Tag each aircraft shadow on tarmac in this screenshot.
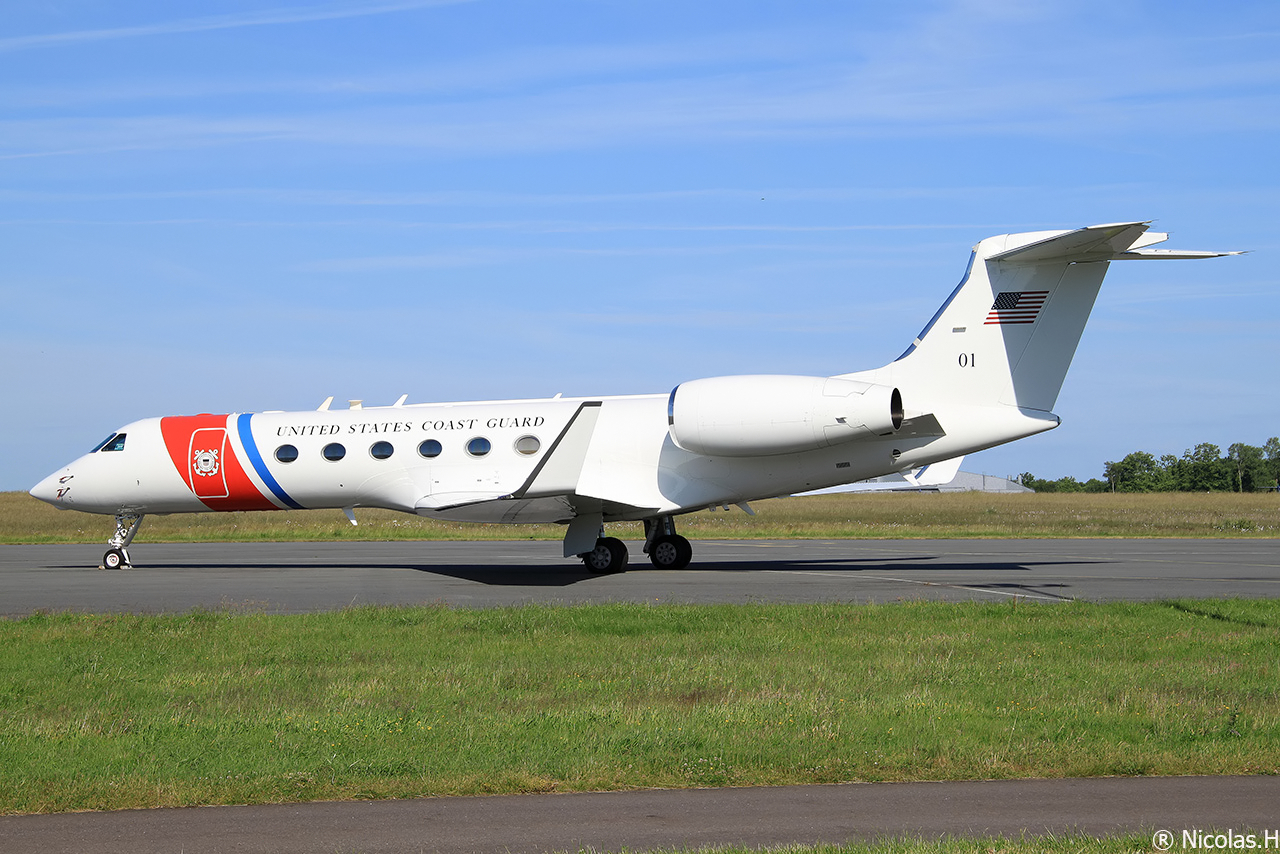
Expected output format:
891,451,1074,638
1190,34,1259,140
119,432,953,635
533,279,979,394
174,555,1091,588
45,556,1096,594
404,557,1092,595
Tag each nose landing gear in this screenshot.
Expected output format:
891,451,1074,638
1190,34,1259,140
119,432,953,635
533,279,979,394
101,513,144,570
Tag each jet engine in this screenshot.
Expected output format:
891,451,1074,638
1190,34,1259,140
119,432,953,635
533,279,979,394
667,375,903,457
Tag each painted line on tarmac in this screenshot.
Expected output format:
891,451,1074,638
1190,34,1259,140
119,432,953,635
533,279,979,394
765,569,1070,602
899,547,1280,572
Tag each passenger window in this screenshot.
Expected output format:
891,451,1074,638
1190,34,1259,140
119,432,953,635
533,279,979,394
275,445,299,463
466,437,491,457
90,434,118,453
514,435,541,455
102,434,127,452
370,441,394,460
322,443,346,462
418,439,442,459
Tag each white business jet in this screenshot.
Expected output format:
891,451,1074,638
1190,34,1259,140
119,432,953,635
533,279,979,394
30,222,1237,571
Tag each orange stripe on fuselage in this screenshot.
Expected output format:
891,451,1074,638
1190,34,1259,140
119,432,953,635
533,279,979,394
159,414,278,511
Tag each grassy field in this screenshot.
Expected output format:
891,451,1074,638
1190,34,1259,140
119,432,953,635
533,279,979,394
3,490,1278,544
2,599,1276,815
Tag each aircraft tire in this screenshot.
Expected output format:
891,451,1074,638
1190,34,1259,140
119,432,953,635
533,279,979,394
102,548,127,570
583,537,628,573
649,534,692,570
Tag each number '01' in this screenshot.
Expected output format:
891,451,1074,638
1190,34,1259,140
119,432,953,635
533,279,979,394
959,353,976,368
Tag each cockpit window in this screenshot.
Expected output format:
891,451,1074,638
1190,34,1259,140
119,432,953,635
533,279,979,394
90,434,118,453
101,434,128,452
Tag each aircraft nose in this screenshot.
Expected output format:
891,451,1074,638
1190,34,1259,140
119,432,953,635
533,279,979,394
30,469,71,507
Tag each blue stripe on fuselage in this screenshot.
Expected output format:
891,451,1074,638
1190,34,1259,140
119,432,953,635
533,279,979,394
237,413,305,510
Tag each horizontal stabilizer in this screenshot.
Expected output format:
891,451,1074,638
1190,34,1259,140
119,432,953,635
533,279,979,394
989,222,1240,265
1118,248,1246,260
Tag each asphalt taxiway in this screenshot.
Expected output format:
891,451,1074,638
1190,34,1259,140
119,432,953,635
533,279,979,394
3,538,1277,852
1,538,1277,615
2,776,1277,854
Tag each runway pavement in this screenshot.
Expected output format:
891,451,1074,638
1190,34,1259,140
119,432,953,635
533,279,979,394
2,776,1277,854
3,538,1278,852
2,538,1278,615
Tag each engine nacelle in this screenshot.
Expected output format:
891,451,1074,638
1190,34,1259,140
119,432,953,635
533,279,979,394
667,375,903,457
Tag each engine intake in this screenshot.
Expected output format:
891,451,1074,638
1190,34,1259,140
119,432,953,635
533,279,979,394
668,375,902,457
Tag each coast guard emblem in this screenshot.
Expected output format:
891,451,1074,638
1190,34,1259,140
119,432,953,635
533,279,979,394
193,448,220,476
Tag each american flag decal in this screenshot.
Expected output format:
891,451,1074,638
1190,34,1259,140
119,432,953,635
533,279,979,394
985,290,1048,325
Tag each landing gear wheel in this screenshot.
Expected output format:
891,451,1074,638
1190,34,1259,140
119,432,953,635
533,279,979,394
582,537,629,573
101,513,144,570
649,534,692,570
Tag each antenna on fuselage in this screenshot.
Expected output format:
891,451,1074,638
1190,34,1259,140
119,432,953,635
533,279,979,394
317,396,333,411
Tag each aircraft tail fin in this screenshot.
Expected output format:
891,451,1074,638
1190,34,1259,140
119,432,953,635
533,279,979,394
880,222,1238,414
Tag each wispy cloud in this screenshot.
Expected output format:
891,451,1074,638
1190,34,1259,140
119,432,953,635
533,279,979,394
5,3,1279,160
0,186,737,207
0,26,838,109
0,0,471,54
292,242,837,274
5,35,1278,162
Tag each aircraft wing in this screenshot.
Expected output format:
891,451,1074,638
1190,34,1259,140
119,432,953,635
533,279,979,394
903,454,965,487
412,400,660,526
415,491,512,512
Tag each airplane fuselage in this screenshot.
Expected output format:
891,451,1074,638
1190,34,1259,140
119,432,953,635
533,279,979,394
30,222,1237,571
36,391,997,523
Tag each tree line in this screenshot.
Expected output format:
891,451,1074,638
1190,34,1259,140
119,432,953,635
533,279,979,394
1020,439,1280,493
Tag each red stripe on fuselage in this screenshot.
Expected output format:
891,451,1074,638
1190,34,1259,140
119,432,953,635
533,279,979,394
159,414,278,511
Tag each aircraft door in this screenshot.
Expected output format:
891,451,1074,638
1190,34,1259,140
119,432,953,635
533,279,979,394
188,427,230,499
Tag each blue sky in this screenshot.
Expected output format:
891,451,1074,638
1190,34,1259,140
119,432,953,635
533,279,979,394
3,0,1278,492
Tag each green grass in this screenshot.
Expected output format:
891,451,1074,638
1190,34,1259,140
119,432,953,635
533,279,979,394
2,599,1277,815
4,490,1279,544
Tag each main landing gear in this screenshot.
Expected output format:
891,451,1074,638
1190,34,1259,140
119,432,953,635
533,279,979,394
101,513,144,570
577,516,693,573
582,536,629,573
643,516,693,570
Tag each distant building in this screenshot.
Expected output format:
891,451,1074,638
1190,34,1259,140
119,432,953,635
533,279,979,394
931,471,1033,493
